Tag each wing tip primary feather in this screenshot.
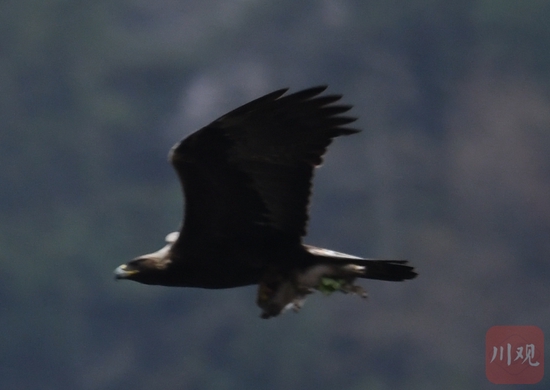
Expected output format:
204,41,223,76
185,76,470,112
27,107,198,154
286,85,328,100
216,88,289,121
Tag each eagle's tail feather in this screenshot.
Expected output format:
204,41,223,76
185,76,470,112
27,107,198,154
305,245,417,282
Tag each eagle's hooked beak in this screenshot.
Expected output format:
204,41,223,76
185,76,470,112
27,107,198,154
114,264,139,280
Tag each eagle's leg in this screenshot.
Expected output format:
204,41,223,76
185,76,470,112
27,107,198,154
256,263,368,318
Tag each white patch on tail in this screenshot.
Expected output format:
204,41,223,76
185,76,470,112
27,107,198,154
305,245,363,260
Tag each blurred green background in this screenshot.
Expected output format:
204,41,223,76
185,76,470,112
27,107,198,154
2,0,549,389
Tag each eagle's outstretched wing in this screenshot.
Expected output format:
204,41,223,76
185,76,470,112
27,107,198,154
170,86,359,242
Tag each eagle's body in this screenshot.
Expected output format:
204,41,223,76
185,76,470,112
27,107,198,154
114,86,417,318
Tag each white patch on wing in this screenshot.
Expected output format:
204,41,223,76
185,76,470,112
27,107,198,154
165,231,180,243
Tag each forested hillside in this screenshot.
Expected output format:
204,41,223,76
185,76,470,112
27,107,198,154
1,1,549,389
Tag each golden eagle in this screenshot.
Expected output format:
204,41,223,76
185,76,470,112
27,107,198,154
114,86,417,318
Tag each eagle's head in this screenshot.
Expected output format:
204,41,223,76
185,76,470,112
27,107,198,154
114,232,178,285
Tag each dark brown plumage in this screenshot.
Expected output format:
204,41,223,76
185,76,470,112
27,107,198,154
114,86,417,318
